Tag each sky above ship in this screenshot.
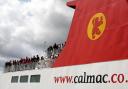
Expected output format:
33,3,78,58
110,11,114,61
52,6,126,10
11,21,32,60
0,0,74,73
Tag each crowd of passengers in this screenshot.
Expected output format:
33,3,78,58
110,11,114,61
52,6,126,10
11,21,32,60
4,42,66,73
47,42,66,58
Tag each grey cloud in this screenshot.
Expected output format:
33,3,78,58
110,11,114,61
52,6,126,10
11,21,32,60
0,0,74,73
47,11,70,31
0,60,4,68
0,59,5,73
0,42,33,58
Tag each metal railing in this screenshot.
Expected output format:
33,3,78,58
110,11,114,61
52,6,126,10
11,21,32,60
67,0,77,2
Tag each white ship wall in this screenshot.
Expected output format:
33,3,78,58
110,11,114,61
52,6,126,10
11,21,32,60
0,60,128,89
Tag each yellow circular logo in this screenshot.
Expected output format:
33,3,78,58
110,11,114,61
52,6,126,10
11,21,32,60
87,13,106,40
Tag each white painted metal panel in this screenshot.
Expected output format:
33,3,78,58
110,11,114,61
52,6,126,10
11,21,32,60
0,60,128,89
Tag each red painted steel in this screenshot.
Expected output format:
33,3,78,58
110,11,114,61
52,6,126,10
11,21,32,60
53,0,128,67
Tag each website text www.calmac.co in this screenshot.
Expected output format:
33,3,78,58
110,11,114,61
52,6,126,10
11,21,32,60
54,72,128,84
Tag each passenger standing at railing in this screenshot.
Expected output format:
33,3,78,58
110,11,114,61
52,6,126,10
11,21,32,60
27,57,31,70
53,43,59,56
32,56,37,69
20,58,24,71
7,61,11,72
36,55,40,62
47,46,53,58
36,56,46,69
12,60,15,71
16,60,20,71
25,57,29,70
4,62,11,72
9,61,14,72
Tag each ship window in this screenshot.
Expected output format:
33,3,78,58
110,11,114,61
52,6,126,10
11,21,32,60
20,75,28,83
30,75,40,83
11,76,19,83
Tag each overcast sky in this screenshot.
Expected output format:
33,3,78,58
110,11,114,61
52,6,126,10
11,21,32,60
0,0,74,73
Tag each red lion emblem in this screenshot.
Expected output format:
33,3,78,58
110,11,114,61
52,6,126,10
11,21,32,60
92,16,103,39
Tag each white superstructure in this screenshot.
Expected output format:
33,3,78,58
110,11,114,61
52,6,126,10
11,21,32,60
0,60,128,89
